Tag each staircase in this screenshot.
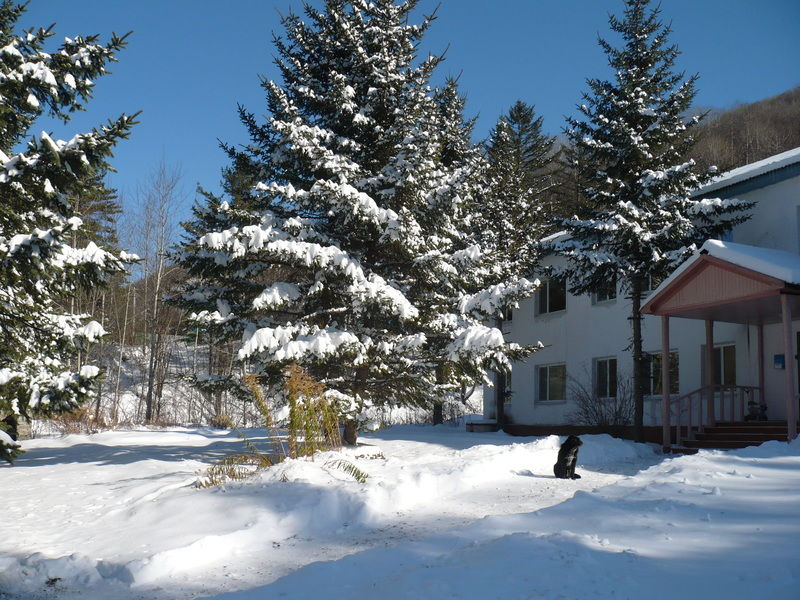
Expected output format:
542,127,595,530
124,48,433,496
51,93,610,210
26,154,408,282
677,422,794,452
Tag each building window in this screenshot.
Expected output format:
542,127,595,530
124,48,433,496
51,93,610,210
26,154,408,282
713,344,736,386
595,357,617,398
537,278,566,314
592,275,617,303
538,364,567,402
644,351,679,396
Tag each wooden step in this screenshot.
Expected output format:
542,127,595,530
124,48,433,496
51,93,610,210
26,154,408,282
673,420,797,451
694,431,788,442
682,439,774,449
705,422,789,434
703,426,787,435
669,446,699,455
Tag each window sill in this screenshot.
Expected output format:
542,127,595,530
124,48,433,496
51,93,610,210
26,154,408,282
535,309,566,318
536,399,567,405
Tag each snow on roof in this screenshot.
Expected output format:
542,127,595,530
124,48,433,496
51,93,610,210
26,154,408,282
650,239,800,299
695,146,800,196
703,239,800,283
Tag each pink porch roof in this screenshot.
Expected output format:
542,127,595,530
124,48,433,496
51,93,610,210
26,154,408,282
642,240,800,325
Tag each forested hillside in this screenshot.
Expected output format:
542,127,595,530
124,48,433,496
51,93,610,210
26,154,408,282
692,86,800,172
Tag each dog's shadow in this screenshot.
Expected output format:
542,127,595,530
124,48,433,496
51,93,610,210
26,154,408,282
512,468,556,479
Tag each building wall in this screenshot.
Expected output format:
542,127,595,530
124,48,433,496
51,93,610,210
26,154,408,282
487,172,800,425
730,175,800,253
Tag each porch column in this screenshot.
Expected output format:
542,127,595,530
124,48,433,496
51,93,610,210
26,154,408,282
705,319,715,428
780,294,798,441
661,315,671,451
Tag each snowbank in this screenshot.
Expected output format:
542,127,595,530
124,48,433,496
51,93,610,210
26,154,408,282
203,440,800,600
3,426,799,600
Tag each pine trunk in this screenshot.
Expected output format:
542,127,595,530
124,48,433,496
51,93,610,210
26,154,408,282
432,363,445,425
345,366,369,445
432,403,443,425
2,414,18,441
494,317,506,428
630,278,645,443
343,420,358,446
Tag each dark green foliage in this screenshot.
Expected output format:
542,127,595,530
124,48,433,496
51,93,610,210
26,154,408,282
172,0,537,440
67,175,123,251
479,100,558,280
0,1,136,462
554,0,752,440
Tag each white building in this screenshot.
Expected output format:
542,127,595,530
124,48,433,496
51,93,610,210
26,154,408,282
485,147,800,447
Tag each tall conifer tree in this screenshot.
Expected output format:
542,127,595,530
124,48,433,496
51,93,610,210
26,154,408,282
554,0,751,441
475,101,557,425
174,0,537,442
481,100,557,282
0,2,136,461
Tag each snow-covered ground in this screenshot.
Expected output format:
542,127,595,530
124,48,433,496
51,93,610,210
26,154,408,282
1,425,799,599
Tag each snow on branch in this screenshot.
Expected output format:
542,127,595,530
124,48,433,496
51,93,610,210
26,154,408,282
458,278,539,318
238,324,364,362
252,282,302,310
199,215,418,320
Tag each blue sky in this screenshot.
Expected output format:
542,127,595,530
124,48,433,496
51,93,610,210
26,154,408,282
19,0,800,220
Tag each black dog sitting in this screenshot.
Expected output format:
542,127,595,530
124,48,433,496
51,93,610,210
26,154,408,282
553,435,583,479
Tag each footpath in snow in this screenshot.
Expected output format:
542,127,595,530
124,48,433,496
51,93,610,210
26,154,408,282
1,425,798,599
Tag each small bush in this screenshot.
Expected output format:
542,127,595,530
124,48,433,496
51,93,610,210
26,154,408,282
568,374,634,427
197,367,349,489
209,413,235,429
46,407,104,435
284,363,340,458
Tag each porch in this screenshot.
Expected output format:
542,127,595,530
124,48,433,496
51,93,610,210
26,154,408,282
642,240,800,451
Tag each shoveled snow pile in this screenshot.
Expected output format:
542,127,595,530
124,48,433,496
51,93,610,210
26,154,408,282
1,426,798,600
205,439,800,600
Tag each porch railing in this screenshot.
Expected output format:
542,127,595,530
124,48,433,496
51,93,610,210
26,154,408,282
669,385,763,447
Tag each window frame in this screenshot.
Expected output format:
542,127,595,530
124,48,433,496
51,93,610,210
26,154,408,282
699,343,737,387
713,343,736,386
644,351,679,396
594,356,618,399
537,363,567,403
537,278,567,315
592,275,617,304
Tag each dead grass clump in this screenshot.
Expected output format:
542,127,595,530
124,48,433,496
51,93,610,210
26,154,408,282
198,365,369,488
196,453,273,488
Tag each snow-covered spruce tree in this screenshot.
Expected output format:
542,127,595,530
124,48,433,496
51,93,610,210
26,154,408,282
173,0,537,443
473,100,557,426
480,100,557,282
0,2,136,462
553,0,752,441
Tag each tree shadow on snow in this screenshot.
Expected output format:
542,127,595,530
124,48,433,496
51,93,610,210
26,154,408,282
10,434,262,468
